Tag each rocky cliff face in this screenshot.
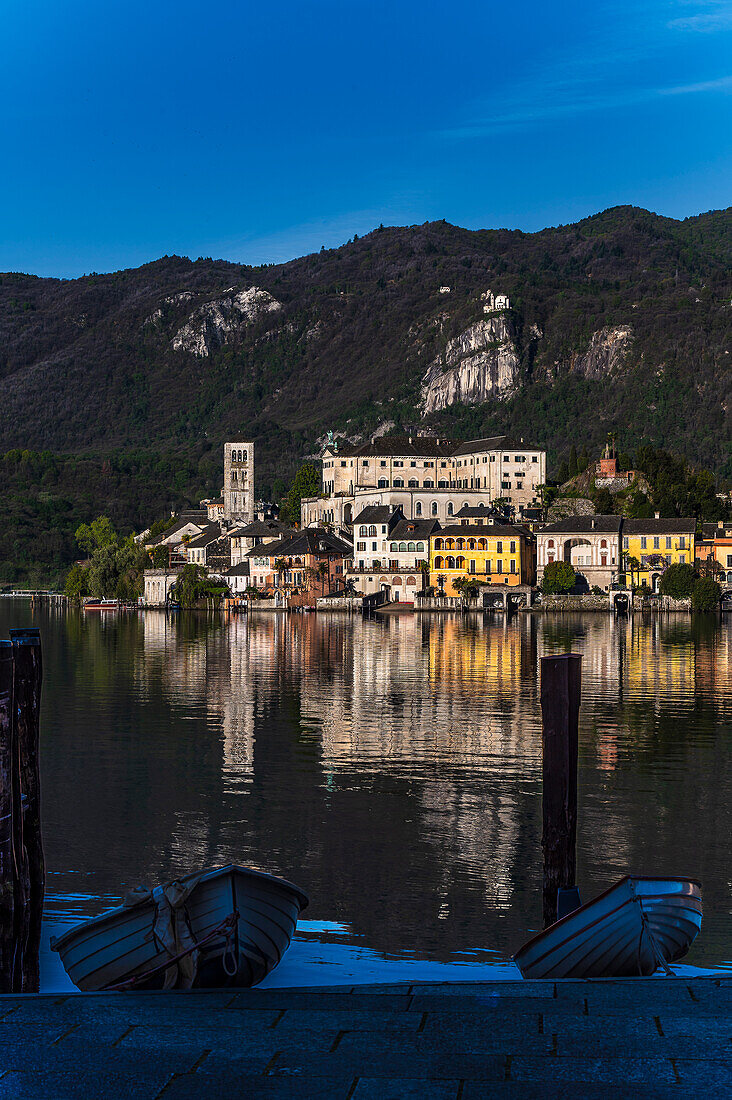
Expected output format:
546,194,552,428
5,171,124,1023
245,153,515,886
172,286,281,357
570,326,633,379
420,314,520,413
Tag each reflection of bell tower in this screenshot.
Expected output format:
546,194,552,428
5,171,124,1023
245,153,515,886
223,441,254,522
598,438,618,477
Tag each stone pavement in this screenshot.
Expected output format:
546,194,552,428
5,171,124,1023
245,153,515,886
0,978,729,1098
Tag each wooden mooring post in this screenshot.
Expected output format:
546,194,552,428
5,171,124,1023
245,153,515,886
0,641,14,992
0,630,45,992
10,628,45,992
540,653,582,929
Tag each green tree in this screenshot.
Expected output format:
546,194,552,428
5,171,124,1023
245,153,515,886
171,564,217,608
280,464,320,526
74,516,118,555
541,561,576,594
568,446,578,478
659,562,697,599
691,577,721,612
64,563,90,601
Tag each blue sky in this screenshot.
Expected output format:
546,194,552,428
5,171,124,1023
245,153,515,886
2,0,730,277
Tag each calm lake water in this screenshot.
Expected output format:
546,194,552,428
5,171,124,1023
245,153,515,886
1,601,730,989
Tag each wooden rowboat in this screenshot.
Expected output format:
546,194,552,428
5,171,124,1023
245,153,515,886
51,864,308,991
514,876,702,979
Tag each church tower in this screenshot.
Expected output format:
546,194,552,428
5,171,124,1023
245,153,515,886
223,441,254,522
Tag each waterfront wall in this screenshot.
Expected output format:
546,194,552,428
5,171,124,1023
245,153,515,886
537,594,611,611
316,596,363,611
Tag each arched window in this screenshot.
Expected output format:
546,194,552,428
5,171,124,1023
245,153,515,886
438,479,448,488
407,542,416,552
478,538,487,550
359,526,368,536
378,478,388,488
600,539,608,549
416,542,424,552
447,502,454,516
390,542,398,552
463,502,469,510
415,501,423,516
446,556,455,569
394,478,404,488
456,556,466,569
434,538,443,550
423,479,433,488
408,478,418,488
368,525,377,537
456,538,465,550
395,541,405,552
547,539,555,549
434,556,444,569
406,576,416,586
445,538,455,550
431,502,438,516
468,539,476,550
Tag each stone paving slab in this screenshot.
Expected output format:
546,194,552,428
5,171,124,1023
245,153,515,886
0,978,728,1097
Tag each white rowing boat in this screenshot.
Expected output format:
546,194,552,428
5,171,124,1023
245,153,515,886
514,876,702,979
51,864,308,991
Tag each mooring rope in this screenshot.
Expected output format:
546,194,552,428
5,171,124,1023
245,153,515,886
105,910,239,991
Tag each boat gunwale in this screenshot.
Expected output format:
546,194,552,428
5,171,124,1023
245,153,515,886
512,875,701,967
51,864,309,954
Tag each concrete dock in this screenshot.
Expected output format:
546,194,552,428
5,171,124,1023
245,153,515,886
0,977,729,1097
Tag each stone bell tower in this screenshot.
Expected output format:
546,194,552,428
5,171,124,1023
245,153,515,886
223,441,254,522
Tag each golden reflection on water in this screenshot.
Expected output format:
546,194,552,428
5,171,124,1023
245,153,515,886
1,602,729,974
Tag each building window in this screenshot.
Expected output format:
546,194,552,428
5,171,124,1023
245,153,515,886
394,478,404,488
368,525,377,536
497,541,503,553
666,537,672,549
469,560,476,574
431,502,438,516
653,537,660,549
408,479,418,488
510,560,516,573
416,542,424,552
415,502,423,516
423,479,433,488
510,541,516,553
497,561,503,574
641,537,647,550
623,536,628,549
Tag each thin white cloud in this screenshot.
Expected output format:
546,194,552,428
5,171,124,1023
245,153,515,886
669,3,732,33
661,74,732,93
437,73,732,140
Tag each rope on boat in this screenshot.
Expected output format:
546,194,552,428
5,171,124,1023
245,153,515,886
105,910,239,991
633,891,675,977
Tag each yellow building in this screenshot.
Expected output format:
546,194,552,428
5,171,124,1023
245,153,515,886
429,524,534,595
621,518,696,591
712,522,732,587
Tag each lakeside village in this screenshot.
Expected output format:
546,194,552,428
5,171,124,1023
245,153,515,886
135,433,732,614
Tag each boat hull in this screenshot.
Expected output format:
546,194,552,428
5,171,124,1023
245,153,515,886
51,865,308,992
514,876,702,980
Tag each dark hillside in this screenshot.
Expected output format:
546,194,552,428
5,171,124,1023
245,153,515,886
0,206,730,583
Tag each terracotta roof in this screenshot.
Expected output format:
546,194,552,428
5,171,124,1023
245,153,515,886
390,519,440,539
451,436,541,455
353,505,401,525
623,518,696,535
539,515,622,535
436,523,531,538
332,435,457,459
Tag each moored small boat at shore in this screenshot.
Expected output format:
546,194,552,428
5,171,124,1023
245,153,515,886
51,864,308,991
83,598,119,611
513,876,702,979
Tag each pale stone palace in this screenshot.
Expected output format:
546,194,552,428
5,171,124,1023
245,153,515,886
301,433,546,529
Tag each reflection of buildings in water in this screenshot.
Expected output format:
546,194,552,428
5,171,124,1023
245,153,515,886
624,617,695,703
420,779,524,915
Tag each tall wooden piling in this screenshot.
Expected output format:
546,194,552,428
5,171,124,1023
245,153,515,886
0,641,14,993
540,653,582,929
10,628,44,992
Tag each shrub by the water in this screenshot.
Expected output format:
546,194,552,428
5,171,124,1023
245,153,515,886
541,561,576,594
658,562,697,599
691,577,721,612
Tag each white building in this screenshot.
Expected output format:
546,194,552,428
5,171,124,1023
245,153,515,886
303,433,545,528
347,506,438,602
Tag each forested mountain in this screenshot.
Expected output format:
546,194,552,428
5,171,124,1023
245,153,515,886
1,205,730,584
